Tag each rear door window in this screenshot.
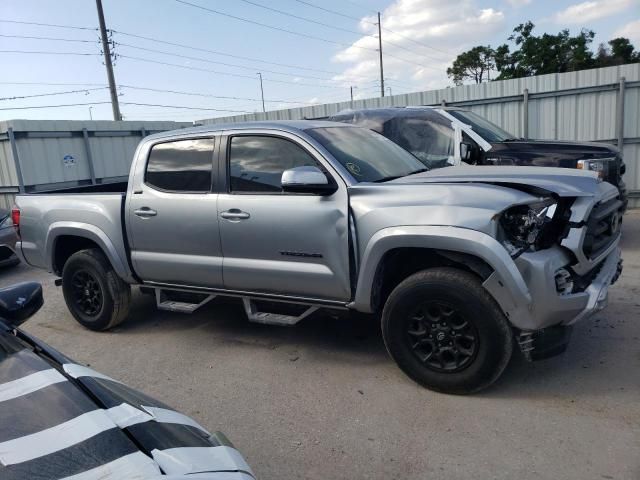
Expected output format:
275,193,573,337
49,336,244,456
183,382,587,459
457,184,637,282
145,138,214,192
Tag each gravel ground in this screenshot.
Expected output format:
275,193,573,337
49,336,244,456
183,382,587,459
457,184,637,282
1,211,639,480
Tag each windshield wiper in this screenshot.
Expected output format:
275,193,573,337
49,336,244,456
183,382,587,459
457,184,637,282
374,168,429,183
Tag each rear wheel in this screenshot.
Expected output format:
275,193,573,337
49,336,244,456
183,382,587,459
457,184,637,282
62,248,130,331
381,267,513,394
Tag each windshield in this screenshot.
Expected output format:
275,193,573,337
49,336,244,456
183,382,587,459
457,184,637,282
390,117,454,169
306,126,426,183
448,110,517,142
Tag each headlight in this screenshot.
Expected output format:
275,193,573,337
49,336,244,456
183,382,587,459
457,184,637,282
500,199,558,255
576,158,617,180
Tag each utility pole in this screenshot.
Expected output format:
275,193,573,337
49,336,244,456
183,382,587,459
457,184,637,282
377,11,384,98
257,72,266,113
96,0,121,120
350,86,354,101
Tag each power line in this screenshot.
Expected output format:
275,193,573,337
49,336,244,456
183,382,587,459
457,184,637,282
115,43,340,82
0,81,108,87
237,0,375,38
0,19,96,31
288,1,453,59
292,0,363,21
0,101,112,111
0,50,100,57
0,87,108,101
173,1,433,70
381,27,453,57
0,33,97,44
341,0,378,14
0,101,255,114
120,102,254,113
112,30,368,78
172,0,378,52
118,55,346,89
119,85,318,105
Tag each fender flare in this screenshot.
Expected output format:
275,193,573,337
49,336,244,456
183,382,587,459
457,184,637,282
350,225,532,320
45,222,133,282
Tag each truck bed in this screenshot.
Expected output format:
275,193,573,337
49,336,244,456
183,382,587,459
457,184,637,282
15,189,133,280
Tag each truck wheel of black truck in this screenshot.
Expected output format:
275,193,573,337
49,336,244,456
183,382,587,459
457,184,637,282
61,248,131,331
381,267,513,395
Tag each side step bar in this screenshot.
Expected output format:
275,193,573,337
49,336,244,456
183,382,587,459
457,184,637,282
242,299,318,326
152,287,320,325
155,289,216,314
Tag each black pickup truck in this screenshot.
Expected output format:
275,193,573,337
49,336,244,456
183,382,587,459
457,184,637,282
329,107,627,209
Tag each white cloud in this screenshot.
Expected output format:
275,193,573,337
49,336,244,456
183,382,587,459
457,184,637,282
613,19,640,46
506,0,531,6
331,0,505,93
553,0,635,24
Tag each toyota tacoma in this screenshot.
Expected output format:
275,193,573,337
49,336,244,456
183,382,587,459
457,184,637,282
13,121,624,393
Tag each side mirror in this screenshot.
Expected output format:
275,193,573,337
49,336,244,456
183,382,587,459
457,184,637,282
460,142,473,162
281,166,337,195
0,282,43,327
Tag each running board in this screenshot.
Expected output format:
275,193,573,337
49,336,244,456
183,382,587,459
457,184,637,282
155,289,216,314
242,298,317,326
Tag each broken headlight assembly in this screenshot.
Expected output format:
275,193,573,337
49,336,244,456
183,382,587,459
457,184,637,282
499,199,559,256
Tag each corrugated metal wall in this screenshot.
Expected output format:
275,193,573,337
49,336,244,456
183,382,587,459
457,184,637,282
0,120,190,206
201,64,640,208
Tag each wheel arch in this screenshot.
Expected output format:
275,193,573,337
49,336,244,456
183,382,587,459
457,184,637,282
46,223,132,281
351,226,532,316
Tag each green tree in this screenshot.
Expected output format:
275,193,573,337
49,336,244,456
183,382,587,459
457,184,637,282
494,22,597,80
448,22,640,85
446,46,495,85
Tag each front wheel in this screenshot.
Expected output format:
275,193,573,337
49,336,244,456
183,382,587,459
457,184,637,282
381,267,513,394
62,248,131,331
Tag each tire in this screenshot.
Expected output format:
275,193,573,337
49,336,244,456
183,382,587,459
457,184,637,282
381,267,513,394
61,248,131,331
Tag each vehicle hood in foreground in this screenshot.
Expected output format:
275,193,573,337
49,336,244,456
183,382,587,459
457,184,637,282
389,165,613,198
0,323,254,479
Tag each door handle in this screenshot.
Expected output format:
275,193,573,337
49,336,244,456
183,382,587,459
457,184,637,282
134,207,157,218
220,209,250,220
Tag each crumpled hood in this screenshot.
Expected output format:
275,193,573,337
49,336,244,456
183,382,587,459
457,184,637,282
389,165,614,198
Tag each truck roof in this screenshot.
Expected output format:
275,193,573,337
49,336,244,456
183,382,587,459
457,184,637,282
145,120,352,141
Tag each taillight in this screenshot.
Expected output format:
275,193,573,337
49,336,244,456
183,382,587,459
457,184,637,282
11,207,20,236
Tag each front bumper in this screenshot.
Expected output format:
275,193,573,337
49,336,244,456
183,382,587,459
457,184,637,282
485,237,621,331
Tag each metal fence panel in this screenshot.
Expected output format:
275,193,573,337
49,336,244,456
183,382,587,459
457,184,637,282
0,120,190,193
200,63,640,207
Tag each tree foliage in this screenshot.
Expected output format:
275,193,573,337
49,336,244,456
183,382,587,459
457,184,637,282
447,22,640,85
446,46,495,85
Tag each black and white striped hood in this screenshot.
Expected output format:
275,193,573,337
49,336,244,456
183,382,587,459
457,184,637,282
0,324,255,480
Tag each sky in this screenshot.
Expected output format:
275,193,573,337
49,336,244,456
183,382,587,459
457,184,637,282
1,0,638,123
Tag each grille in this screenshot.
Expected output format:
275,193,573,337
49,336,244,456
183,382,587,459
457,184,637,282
582,198,623,259
602,158,621,185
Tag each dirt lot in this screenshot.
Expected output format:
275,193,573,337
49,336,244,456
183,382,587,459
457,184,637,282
2,211,639,480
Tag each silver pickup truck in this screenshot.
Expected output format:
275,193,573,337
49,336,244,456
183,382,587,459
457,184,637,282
14,121,624,394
